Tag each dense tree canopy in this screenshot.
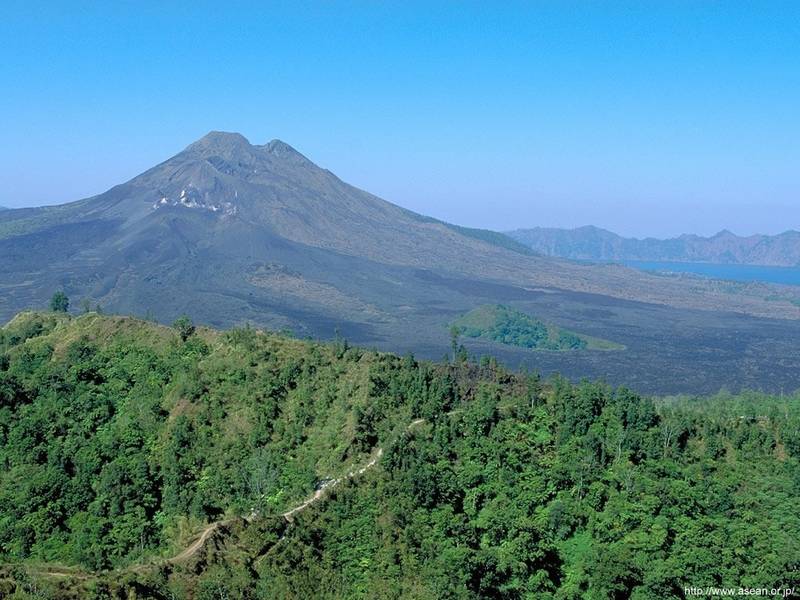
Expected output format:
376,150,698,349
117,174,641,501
0,312,798,598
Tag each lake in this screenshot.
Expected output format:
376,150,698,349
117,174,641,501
622,260,800,287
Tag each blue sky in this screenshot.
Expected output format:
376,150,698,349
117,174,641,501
1,1,797,237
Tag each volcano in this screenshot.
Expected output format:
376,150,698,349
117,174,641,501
2,131,799,393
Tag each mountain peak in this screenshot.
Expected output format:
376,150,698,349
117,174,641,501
263,139,304,158
181,132,312,166
186,131,252,153
265,138,293,151
258,139,316,168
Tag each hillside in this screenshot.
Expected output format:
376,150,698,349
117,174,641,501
507,225,800,267
0,312,798,598
2,133,800,394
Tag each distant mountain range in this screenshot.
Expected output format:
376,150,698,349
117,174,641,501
506,225,800,267
2,132,800,392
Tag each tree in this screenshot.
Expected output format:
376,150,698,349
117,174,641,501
173,315,196,341
449,325,461,364
50,291,69,312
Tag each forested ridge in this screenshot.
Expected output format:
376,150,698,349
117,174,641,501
0,312,798,599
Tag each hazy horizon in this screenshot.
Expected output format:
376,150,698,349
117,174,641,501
2,2,798,238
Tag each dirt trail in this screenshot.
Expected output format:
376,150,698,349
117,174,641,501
170,418,431,561
167,445,386,564
25,415,433,579
281,447,383,521
169,518,234,563
21,450,388,579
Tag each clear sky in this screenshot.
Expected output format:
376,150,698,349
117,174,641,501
1,1,797,238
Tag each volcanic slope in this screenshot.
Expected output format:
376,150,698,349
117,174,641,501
1,132,799,392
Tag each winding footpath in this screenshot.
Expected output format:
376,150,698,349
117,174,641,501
26,416,431,580
163,445,387,566
171,417,428,563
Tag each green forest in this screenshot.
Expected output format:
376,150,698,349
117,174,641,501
450,305,621,352
0,311,798,599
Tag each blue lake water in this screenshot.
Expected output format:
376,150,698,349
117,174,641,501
621,260,800,287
